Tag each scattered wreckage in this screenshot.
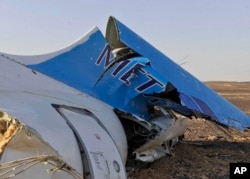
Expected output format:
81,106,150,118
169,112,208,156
0,16,250,178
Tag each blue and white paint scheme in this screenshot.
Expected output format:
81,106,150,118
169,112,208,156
0,30,127,178
1,16,250,178
8,16,249,130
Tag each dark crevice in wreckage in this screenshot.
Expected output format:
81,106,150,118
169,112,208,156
52,104,92,179
152,75,207,121
114,109,160,171
114,108,184,171
145,82,211,120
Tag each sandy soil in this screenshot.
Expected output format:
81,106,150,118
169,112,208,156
128,81,250,179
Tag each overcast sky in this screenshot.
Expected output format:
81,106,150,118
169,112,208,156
1,0,249,81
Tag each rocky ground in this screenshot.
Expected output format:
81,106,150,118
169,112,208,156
128,81,250,179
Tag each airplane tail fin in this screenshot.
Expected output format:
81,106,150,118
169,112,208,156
2,16,249,130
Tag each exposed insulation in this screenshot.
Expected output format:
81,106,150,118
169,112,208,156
0,111,22,154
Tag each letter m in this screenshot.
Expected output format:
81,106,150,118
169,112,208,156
95,45,113,69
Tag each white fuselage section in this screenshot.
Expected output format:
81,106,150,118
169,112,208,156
0,57,127,179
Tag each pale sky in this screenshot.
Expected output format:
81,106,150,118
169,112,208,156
1,0,250,81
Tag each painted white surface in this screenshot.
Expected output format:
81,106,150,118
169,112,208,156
0,57,127,178
59,107,126,178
